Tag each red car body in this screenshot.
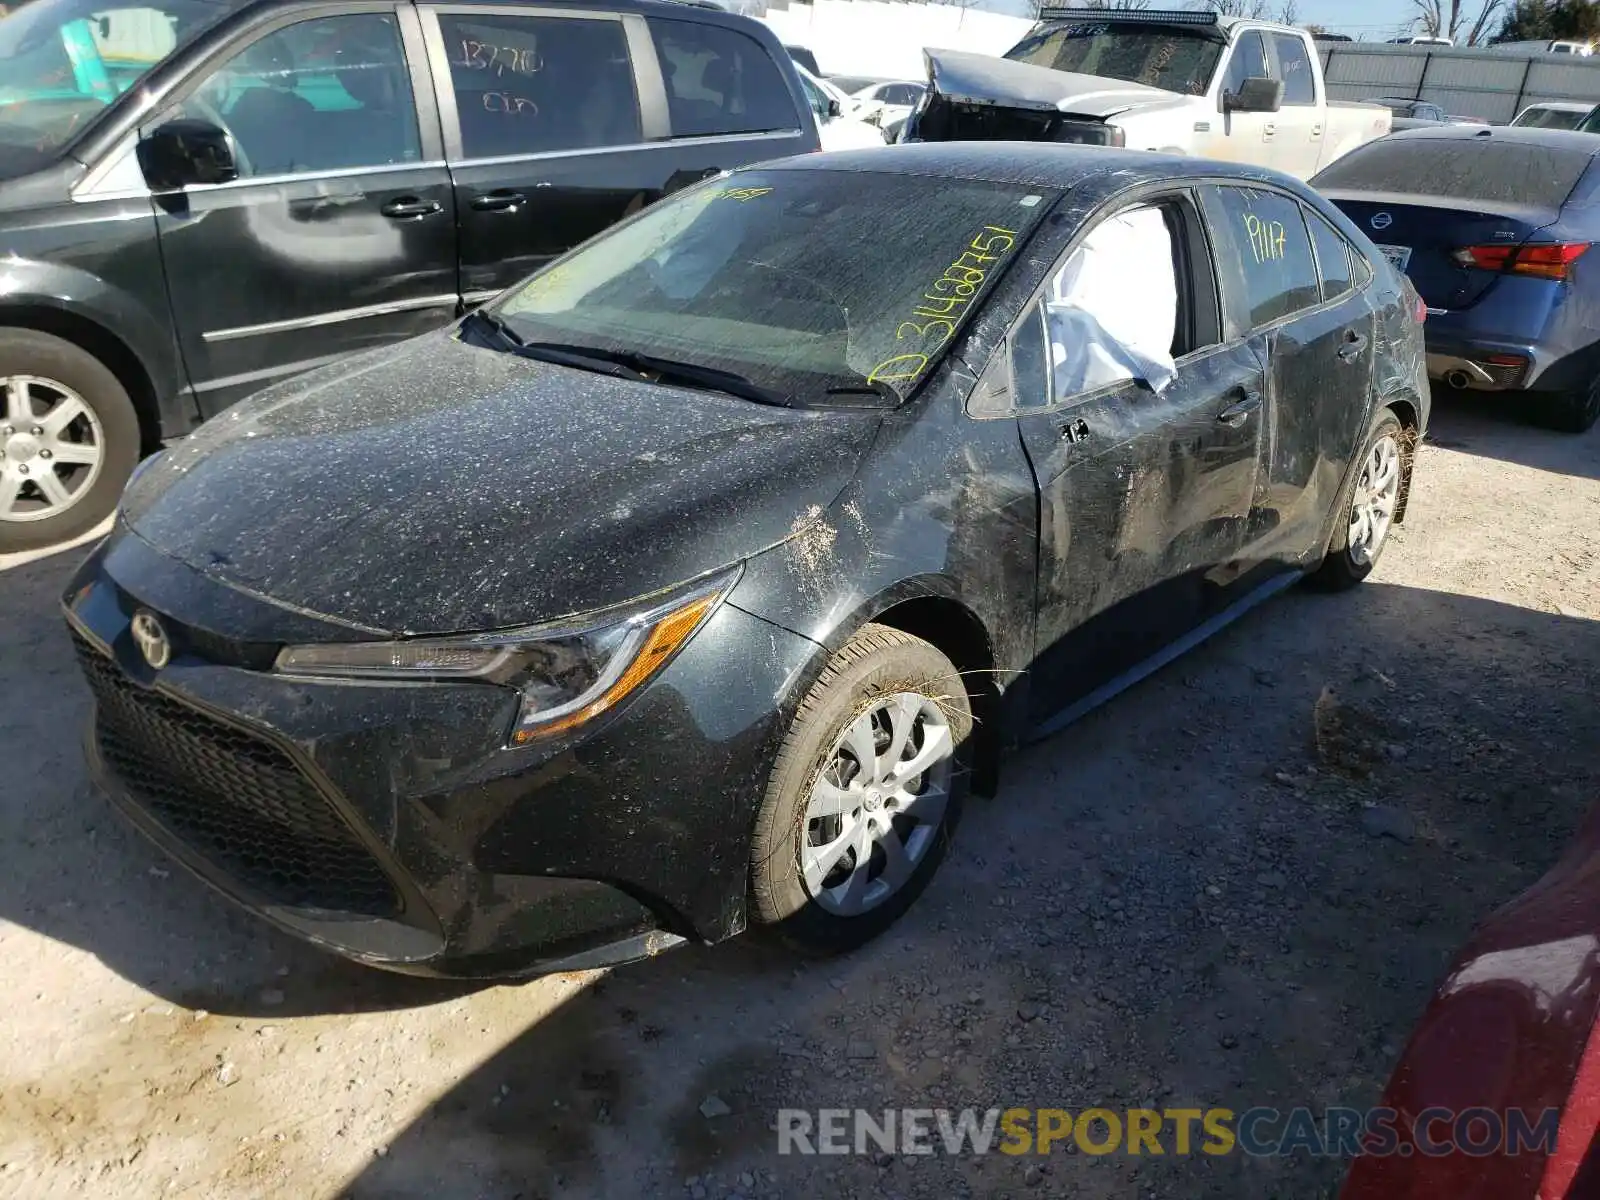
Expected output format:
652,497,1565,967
1343,800,1600,1198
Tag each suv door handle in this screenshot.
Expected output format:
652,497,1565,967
1338,330,1369,362
1263,122,1276,138
471,190,526,212
380,197,442,220
1217,390,1262,426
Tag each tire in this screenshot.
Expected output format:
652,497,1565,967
1531,374,1600,434
749,623,972,956
1309,407,1406,592
0,329,141,554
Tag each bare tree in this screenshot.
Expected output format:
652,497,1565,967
1409,0,1506,44
1189,0,1274,17
1278,0,1301,22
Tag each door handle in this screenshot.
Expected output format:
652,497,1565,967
471,190,527,212
1338,331,1369,362
1263,122,1276,139
1217,390,1262,426
380,197,442,220
1311,124,1324,138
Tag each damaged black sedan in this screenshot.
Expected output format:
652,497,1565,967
65,145,1428,978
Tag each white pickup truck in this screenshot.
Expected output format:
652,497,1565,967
906,9,1390,179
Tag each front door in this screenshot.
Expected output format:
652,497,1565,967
1202,184,1377,559
148,7,459,416
426,6,811,302
1008,195,1266,730
1207,30,1276,167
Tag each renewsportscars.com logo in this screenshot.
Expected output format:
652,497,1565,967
777,1107,1560,1159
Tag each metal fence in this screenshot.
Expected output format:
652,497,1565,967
1318,42,1600,124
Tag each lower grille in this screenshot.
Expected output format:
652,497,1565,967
1481,361,1529,388
72,629,400,917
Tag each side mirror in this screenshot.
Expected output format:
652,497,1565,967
827,97,842,119
137,118,239,191
1225,76,1285,114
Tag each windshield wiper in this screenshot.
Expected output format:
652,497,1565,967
516,342,797,408
823,378,900,406
462,308,525,348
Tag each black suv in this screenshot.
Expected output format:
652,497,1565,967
0,0,817,551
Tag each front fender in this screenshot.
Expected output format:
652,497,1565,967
0,255,189,436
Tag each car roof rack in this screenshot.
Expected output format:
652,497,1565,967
1036,7,1220,24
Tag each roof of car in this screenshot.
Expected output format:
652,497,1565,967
753,142,1286,190
1384,124,1600,151
1523,101,1596,112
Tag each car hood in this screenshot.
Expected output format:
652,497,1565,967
922,47,1171,118
121,331,883,636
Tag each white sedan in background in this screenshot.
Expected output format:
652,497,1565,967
851,80,926,131
794,65,888,150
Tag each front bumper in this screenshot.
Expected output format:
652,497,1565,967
64,531,821,978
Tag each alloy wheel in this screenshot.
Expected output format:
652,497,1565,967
801,693,955,917
1348,432,1401,567
0,375,106,524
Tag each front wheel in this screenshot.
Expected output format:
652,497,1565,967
749,624,972,956
1309,407,1406,592
0,329,141,553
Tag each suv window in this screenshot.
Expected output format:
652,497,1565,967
1207,186,1321,328
440,14,640,159
1272,33,1314,105
1305,207,1356,301
182,14,420,177
1224,31,1271,96
648,17,798,137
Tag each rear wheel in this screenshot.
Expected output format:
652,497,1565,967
1310,408,1405,592
0,329,140,554
749,624,972,956
1531,373,1600,434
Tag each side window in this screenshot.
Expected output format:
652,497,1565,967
182,14,420,177
439,14,640,159
1272,34,1315,106
1206,186,1321,328
888,84,918,106
1008,203,1197,410
1305,207,1356,301
1223,31,1271,96
647,17,799,137
796,71,828,121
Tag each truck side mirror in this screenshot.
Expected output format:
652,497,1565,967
137,118,239,191
1226,76,1285,114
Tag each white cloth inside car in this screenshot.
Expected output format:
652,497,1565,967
1044,204,1178,397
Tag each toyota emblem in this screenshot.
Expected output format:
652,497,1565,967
1370,212,1394,231
131,610,172,670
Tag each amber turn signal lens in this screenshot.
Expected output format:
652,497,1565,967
510,591,720,743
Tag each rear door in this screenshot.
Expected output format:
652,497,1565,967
1314,135,1594,313
1202,183,1376,558
1267,30,1321,178
423,6,811,304
995,192,1266,730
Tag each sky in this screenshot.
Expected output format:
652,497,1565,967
1294,0,1430,39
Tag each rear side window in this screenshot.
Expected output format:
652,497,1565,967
1273,34,1315,105
440,14,641,158
1207,186,1321,329
648,17,798,137
1313,138,1593,208
1305,207,1356,301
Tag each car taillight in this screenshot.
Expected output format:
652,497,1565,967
1106,125,1126,148
1453,242,1591,280
1413,292,1427,323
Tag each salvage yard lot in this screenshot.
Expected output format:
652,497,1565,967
2,397,1598,1200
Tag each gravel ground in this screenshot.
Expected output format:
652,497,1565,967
2,394,1598,1200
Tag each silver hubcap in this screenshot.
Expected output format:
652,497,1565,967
0,376,105,524
802,693,954,917
1348,432,1401,567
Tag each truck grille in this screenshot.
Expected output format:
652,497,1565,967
71,629,400,917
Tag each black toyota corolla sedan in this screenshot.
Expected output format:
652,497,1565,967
64,144,1429,978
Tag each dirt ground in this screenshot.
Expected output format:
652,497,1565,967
1,393,1598,1200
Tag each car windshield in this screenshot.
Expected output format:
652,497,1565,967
1520,106,1589,130
1005,19,1225,97
494,169,1055,403
1314,137,1594,209
0,0,243,171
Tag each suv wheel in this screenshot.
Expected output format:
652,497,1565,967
1533,374,1600,434
749,624,972,955
0,329,140,553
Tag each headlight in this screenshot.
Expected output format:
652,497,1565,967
274,567,740,744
